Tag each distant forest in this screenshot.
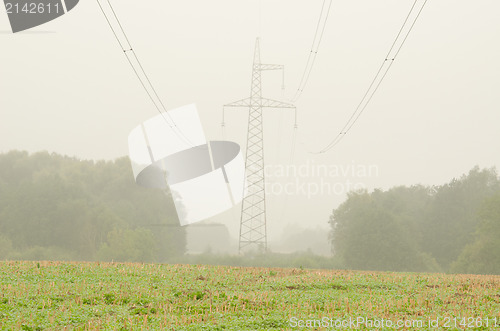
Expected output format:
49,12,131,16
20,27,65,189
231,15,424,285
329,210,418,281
0,151,185,262
330,166,500,275
0,151,499,275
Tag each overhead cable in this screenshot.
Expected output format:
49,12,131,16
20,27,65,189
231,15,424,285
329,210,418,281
96,0,194,147
313,0,429,154
291,0,333,103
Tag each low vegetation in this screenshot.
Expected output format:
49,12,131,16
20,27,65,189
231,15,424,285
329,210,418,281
0,261,499,330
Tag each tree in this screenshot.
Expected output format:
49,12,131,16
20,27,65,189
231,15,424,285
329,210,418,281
451,194,500,275
0,235,12,259
96,227,157,263
330,167,500,273
0,150,185,262
330,187,438,272
421,167,500,269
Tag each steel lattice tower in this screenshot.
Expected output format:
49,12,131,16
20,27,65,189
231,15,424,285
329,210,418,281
224,38,296,253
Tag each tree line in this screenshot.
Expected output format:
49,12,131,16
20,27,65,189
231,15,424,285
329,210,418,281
1,151,499,275
330,166,500,275
0,151,185,262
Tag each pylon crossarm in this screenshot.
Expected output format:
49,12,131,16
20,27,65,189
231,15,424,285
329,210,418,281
259,98,296,109
257,64,284,71
225,98,295,110
223,98,252,108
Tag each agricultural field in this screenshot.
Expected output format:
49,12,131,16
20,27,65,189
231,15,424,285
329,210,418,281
0,261,499,330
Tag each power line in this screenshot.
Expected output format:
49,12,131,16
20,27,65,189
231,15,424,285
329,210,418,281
105,0,171,118
96,0,194,147
291,0,333,103
313,0,429,154
96,0,165,119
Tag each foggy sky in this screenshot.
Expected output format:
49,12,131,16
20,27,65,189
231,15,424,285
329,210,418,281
1,0,499,243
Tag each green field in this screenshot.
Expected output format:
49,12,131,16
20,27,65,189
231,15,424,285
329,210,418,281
0,261,499,330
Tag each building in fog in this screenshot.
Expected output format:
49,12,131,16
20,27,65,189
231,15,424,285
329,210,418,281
185,223,234,254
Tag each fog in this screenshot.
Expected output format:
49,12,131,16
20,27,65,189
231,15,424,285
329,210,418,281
1,0,499,247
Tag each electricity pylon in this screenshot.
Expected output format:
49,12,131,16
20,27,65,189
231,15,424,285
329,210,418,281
223,38,296,254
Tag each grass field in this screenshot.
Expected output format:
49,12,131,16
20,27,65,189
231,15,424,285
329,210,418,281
0,261,499,330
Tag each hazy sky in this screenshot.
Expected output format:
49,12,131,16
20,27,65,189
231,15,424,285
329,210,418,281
1,0,499,243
